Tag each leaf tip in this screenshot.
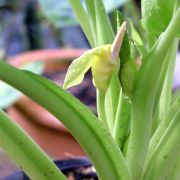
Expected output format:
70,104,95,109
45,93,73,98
111,21,127,60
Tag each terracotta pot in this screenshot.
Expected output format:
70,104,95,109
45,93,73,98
7,48,88,159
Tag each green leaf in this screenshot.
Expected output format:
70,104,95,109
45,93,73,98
68,0,94,47
63,50,94,89
156,39,179,120
112,10,130,65
147,95,180,165
113,92,131,149
38,0,129,28
142,110,180,180
64,45,117,91
104,67,121,132
125,8,180,178
119,59,137,97
0,109,66,180
85,0,97,47
128,19,147,57
94,0,114,45
141,0,175,37
0,61,131,180
0,61,44,109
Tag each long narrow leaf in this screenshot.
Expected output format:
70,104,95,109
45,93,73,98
142,110,180,180
94,0,114,46
125,8,180,179
0,109,66,180
156,39,179,120
85,0,97,47
68,0,94,47
113,92,131,149
0,61,131,180
147,95,180,163
153,39,179,115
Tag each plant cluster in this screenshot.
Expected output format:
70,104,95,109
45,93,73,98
0,0,179,180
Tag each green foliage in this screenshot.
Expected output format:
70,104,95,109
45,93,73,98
119,59,137,97
141,0,175,37
0,0,179,180
0,109,66,180
0,61,131,180
63,45,116,91
0,61,44,109
38,0,129,27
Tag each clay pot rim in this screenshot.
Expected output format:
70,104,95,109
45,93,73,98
7,48,86,131
8,48,86,67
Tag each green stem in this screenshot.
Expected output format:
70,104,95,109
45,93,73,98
0,109,66,180
0,61,131,180
105,70,121,134
113,92,131,149
97,89,108,128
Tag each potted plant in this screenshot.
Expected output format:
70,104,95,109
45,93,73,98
0,0,180,179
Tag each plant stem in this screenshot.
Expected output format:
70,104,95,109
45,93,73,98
0,62,132,180
0,109,66,180
105,69,121,134
113,92,131,149
97,89,108,128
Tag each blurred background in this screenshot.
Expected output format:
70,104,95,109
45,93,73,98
0,0,179,179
